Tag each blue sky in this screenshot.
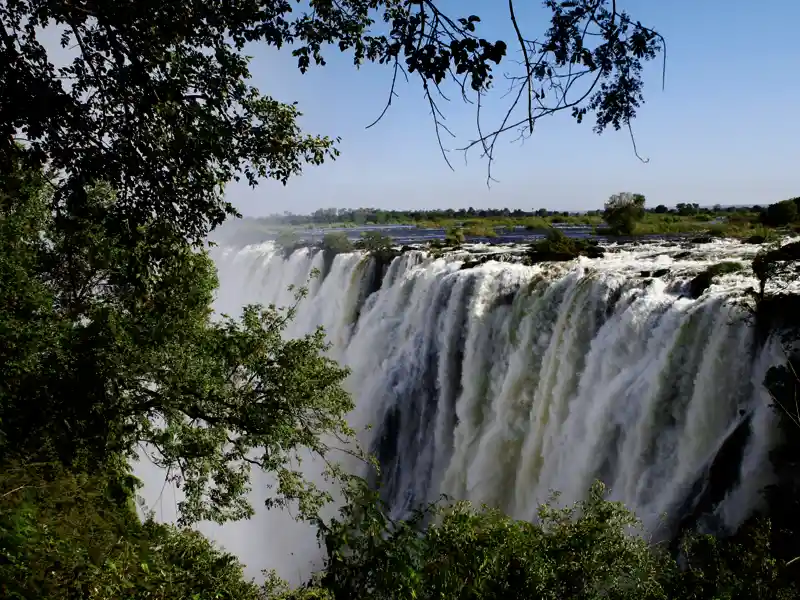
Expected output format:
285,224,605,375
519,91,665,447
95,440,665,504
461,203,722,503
235,0,800,215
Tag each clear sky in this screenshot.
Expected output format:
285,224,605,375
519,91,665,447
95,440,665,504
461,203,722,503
233,0,800,216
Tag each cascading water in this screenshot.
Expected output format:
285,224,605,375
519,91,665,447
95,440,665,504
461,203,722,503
136,234,785,582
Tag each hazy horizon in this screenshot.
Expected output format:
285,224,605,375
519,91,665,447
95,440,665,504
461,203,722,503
238,200,764,219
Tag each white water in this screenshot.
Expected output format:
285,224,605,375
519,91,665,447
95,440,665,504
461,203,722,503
136,236,785,582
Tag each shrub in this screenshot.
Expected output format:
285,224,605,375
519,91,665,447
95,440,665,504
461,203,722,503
355,231,398,273
445,227,466,246
0,464,264,600
604,192,646,235
527,228,604,262
321,231,354,254
314,480,673,600
463,223,498,238
761,200,798,227
275,229,304,258
355,231,393,253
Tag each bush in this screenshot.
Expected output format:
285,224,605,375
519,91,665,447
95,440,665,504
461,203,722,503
321,231,354,254
444,227,466,246
462,223,498,238
526,228,604,262
604,192,646,235
355,231,399,273
534,227,576,253
761,200,798,227
0,464,264,600
355,231,393,253
276,229,300,248
314,480,673,600
275,229,305,257
670,520,798,600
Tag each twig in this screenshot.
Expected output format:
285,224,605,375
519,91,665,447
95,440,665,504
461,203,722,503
1,485,28,499
508,0,533,134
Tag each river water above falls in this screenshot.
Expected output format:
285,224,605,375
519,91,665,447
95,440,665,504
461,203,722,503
137,234,785,583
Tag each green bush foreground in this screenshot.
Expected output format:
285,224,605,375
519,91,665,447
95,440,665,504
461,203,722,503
3,466,797,600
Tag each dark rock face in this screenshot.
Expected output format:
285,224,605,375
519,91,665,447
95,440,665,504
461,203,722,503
642,268,671,278
691,236,714,244
688,271,714,299
746,235,767,244
670,413,753,542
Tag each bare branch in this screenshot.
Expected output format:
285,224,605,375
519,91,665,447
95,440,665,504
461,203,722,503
508,0,533,135
627,121,649,163
366,57,402,129
361,1,665,182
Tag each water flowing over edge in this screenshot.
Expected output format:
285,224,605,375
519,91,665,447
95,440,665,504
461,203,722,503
136,237,785,583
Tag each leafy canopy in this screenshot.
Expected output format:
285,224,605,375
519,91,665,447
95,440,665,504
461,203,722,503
604,191,646,235
279,478,795,600
0,155,356,526
0,462,273,600
2,0,664,223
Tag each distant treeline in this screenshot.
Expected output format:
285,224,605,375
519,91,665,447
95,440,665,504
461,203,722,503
260,203,766,227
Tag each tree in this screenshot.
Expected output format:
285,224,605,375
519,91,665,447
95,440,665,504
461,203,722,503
322,232,354,255
0,156,356,526
654,204,669,214
445,227,465,246
761,200,798,227
1,1,664,211
356,230,393,253
604,192,646,235
306,479,674,600
0,0,669,594
320,231,355,278
0,462,271,600
276,228,302,251
674,202,699,216
746,241,800,581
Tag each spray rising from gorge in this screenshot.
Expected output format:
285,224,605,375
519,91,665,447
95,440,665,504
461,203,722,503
137,234,784,581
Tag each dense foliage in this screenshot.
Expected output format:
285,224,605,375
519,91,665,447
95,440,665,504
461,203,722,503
0,463,271,600
267,479,795,600
528,227,604,262
255,203,753,228
603,192,646,235
0,156,358,527
444,226,466,246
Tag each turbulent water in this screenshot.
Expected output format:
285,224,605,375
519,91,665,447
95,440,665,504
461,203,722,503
137,235,786,582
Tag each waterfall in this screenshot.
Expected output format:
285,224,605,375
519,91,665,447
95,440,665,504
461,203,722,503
136,236,784,582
